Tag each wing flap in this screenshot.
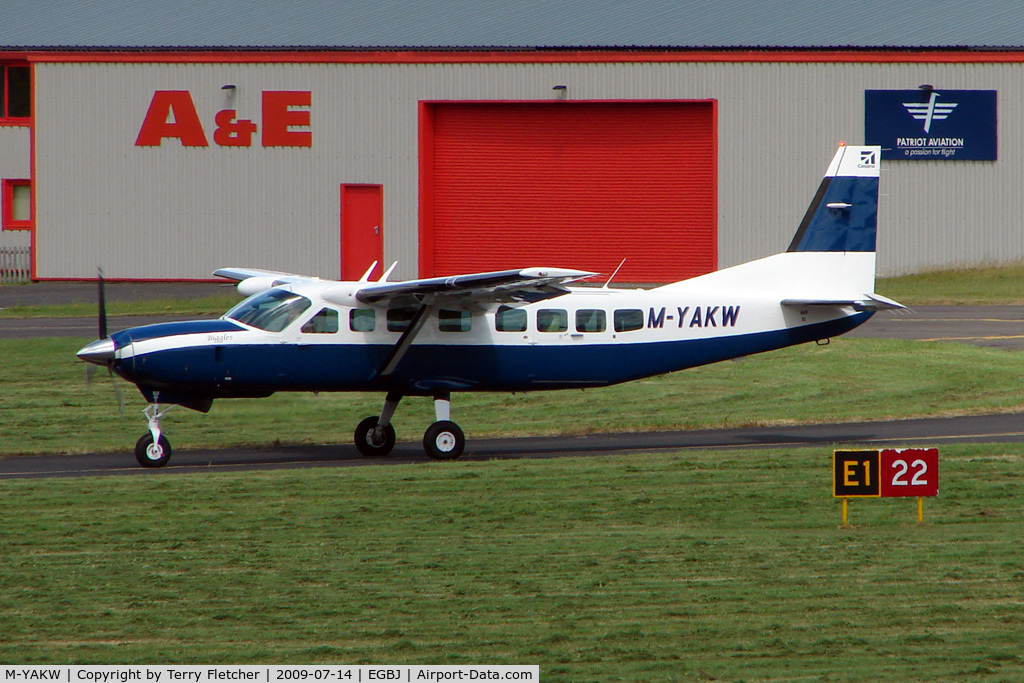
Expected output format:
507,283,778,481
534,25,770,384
354,267,596,308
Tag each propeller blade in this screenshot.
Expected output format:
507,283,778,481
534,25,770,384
107,366,125,416
97,267,108,339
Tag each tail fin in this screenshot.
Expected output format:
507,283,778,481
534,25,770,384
657,144,899,309
787,144,880,253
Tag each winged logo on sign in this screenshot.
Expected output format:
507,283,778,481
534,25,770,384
902,92,957,133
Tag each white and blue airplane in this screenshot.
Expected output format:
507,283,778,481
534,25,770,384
78,143,901,467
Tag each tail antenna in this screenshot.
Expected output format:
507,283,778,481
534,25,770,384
602,258,627,289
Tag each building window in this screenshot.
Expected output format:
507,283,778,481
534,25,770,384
1,64,31,120
2,180,30,230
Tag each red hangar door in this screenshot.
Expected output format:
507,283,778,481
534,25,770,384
419,100,717,284
340,184,384,280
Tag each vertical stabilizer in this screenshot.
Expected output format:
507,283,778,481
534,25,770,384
787,145,880,253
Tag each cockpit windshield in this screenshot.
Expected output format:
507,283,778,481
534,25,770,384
225,289,312,332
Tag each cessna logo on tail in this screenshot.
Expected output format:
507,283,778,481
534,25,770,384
902,92,958,134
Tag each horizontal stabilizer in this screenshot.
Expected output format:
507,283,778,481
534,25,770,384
782,292,905,311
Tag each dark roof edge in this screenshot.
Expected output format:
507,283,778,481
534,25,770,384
4,44,1024,53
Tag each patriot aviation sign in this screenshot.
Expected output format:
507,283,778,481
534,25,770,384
865,89,997,160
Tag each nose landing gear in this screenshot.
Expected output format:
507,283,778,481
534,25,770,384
135,402,175,468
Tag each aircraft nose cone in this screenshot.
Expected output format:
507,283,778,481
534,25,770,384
77,338,116,365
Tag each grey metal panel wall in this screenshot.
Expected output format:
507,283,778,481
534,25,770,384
30,58,1024,279
0,125,31,251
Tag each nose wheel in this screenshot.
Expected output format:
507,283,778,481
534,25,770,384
135,402,175,467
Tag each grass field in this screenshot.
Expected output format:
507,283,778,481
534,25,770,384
1,446,1022,681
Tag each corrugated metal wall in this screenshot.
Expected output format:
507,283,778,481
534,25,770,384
28,58,1024,279
0,125,31,252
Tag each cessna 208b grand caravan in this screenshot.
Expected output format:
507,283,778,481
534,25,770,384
78,144,900,467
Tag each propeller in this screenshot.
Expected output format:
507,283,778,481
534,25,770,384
80,267,123,413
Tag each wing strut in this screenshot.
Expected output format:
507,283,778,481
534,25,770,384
375,301,435,378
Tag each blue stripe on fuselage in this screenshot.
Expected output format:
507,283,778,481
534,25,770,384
113,319,245,345
119,312,872,399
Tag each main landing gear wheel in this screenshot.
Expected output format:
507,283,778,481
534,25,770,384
354,416,397,457
423,420,465,461
135,433,172,468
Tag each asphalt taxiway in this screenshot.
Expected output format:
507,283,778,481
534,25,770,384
2,412,1024,479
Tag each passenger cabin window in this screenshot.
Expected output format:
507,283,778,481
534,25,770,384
387,308,417,332
537,309,567,333
576,309,606,333
439,309,471,332
495,305,527,332
614,309,644,332
0,64,30,120
301,308,339,334
226,290,312,332
350,308,376,332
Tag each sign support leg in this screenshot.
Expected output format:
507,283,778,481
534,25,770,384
917,496,924,524
842,497,849,526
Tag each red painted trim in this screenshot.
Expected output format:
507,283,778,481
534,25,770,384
0,61,32,124
418,101,436,278
17,48,1024,65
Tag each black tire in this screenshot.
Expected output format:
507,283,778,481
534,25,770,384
135,433,172,468
423,420,465,461
354,416,396,457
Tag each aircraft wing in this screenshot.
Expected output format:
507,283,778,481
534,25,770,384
781,293,905,311
354,267,596,308
214,267,322,296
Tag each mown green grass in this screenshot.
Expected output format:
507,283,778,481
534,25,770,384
1,446,1022,680
876,261,1024,305
0,293,241,319
3,336,1024,456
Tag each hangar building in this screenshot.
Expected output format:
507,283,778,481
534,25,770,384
1,0,1023,283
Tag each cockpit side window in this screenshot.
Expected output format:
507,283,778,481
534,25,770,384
226,289,312,332
302,308,340,334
